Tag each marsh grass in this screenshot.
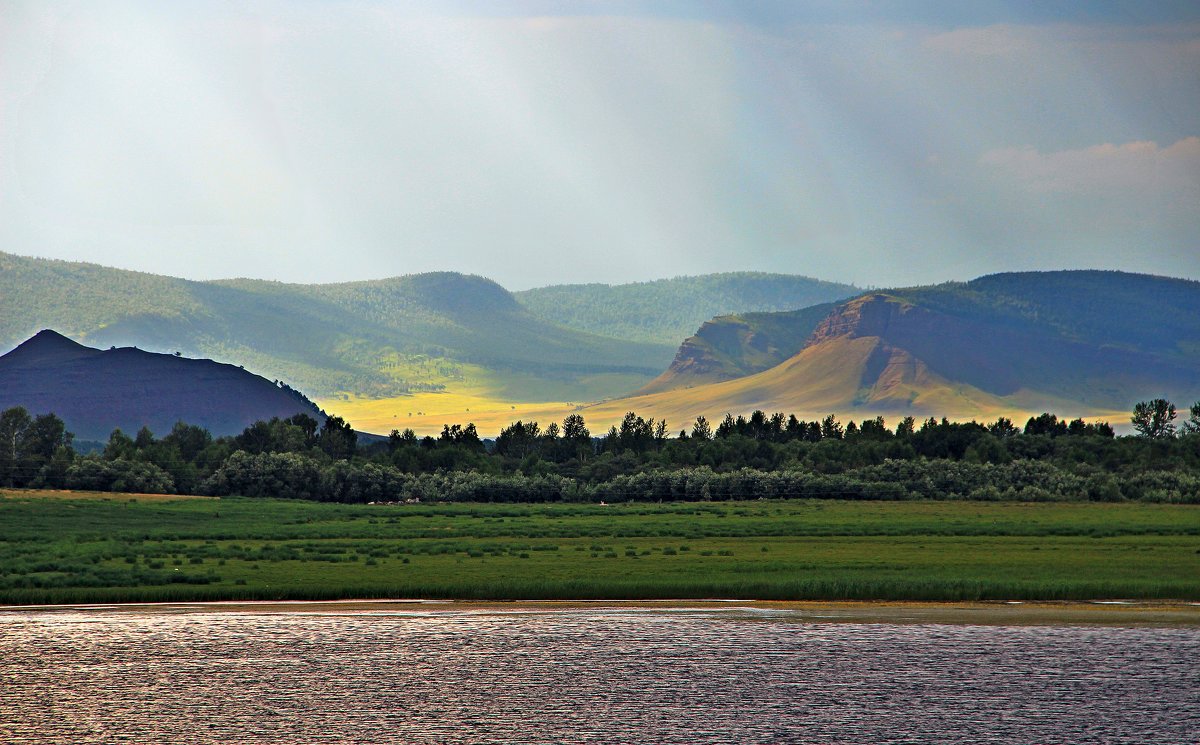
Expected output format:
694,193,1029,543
1,494,1197,604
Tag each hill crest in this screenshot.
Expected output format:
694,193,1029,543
0,329,100,368
514,271,859,346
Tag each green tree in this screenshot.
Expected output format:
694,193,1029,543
607,412,664,454
134,426,155,449
317,415,358,460
103,429,136,460
162,422,212,462
0,407,32,487
562,414,589,442
1025,413,1067,437
988,417,1020,438
22,413,71,461
389,428,419,450
495,420,540,458
1131,398,1177,439
820,415,843,440
561,414,592,461
18,413,73,486
857,416,890,440
287,413,320,445
1180,401,1200,436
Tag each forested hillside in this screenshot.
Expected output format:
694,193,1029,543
0,252,674,401
890,271,1200,364
514,273,858,345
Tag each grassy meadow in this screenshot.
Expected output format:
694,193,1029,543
1,491,1197,605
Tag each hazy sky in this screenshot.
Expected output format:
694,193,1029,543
1,1,1197,289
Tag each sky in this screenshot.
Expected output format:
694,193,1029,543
1,1,1197,290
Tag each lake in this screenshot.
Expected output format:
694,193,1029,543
1,604,1197,744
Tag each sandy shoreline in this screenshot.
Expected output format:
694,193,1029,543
2,598,1198,627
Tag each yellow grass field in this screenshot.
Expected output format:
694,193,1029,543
323,384,1127,439
321,327,1127,439
320,336,1126,438
324,388,585,438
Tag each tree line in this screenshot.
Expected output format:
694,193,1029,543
1,399,1198,503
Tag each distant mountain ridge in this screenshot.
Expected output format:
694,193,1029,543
513,272,858,345
619,270,1200,422
0,252,676,402
11,253,1192,434
0,330,325,439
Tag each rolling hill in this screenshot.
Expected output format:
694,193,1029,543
0,330,325,439
9,254,1193,436
0,252,676,404
513,273,858,345
572,271,1200,429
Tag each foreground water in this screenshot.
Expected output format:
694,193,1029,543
1,605,1197,744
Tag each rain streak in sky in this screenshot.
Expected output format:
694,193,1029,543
1,1,1197,288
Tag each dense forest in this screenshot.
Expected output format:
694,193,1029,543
3,400,1199,504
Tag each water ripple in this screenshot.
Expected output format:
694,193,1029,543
0,610,1196,744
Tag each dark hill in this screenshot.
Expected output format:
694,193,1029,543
0,329,101,368
0,330,325,439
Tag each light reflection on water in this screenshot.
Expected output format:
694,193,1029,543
1,608,1197,744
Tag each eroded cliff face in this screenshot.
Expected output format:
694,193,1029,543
680,318,747,367
640,305,837,395
805,294,911,345
802,293,1049,399
643,292,960,401
637,317,755,394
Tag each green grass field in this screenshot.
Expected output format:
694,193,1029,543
2,492,1197,604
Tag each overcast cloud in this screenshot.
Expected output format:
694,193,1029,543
1,1,1197,289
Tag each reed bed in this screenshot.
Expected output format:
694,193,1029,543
1,494,1196,604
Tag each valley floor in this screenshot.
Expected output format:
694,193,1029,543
2,492,1197,605
322,389,1131,438
325,390,584,438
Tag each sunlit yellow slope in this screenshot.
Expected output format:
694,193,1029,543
327,334,1120,437
323,388,579,438
576,336,1022,425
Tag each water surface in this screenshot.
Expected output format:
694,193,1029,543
1,606,1196,744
